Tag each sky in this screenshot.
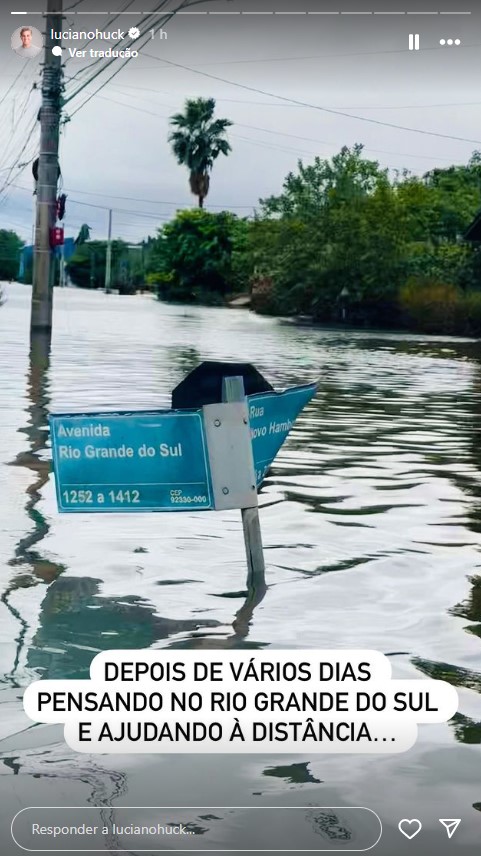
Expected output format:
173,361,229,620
0,0,480,244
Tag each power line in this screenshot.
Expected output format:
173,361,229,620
67,198,174,219
11,183,182,220
63,0,139,77
184,42,481,68
0,65,41,176
100,81,481,161
50,185,257,209
64,0,91,11
232,133,333,159
6,180,252,240
59,12,481,163
65,89,332,161
73,84,474,169
119,41,481,73
63,0,187,109
0,63,32,113
140,52,481,146
64,0,273,115
107,83,481,112
0,118,38,198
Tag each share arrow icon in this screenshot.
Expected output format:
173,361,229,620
439,819,461,839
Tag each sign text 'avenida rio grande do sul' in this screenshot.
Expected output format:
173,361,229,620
49,363,317,513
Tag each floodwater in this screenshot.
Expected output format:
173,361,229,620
1,281,480,855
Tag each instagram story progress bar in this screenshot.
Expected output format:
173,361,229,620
8,9,474,15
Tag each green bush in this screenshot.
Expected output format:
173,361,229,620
146,271,174,298
399,278,467,334
236,146,481,328
0,229,23,280
148,209,248,304
67,240,131,289
251,275,278,314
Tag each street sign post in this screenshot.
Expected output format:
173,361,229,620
49,363,317,575
221,375,265,582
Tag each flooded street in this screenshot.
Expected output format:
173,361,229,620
1,281,481,853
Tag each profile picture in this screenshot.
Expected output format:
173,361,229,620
11,25,43,58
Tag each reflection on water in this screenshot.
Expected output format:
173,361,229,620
2,331,66,686
451,713,481,745
26,576,222,679
263,762,322,785
413,657,481,701
0,284,481,844
9,332,61,580
451,575,481,640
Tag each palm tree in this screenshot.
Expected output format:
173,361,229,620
169,97,232,209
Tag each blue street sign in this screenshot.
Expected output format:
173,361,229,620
50,410,213,512
247,383,318,485
49,382,317,513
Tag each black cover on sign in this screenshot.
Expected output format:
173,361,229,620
172,361,274,409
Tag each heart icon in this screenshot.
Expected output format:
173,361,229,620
398,819,422,840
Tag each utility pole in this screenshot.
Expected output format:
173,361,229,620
104,208,113,292
30,0,63,334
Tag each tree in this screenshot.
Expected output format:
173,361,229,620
421,151,481,242
248,145,408,322
75,224,91,246
0,229,24,280
395,156,481,292
147,209,247,303
66,239,130,290
240,145,481,329
169,97,232,208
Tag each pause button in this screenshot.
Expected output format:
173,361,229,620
409,34,420,51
